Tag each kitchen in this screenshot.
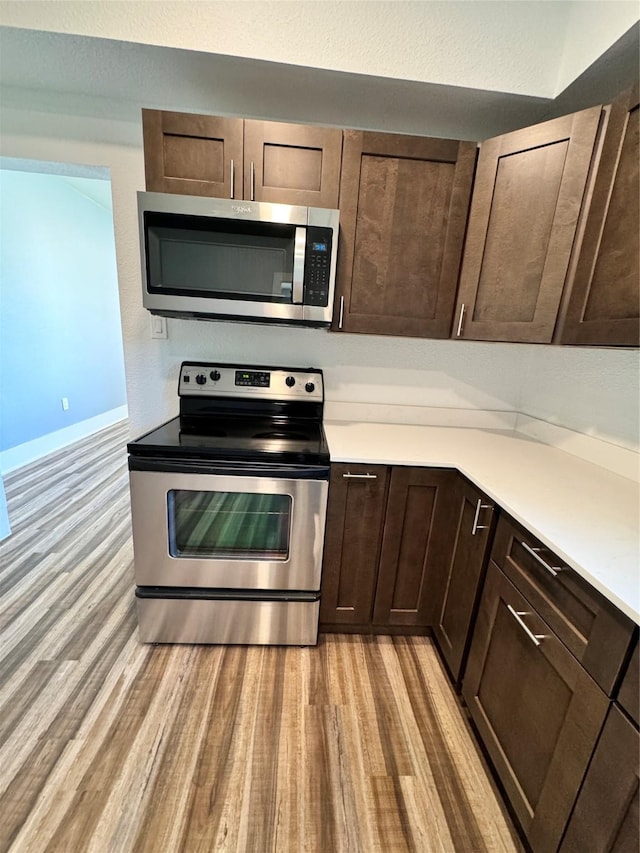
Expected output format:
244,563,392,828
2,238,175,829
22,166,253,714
0,3,639,851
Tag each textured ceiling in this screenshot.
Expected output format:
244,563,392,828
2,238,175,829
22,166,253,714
0,1,638,97
0,21,638,143
0,3,638,143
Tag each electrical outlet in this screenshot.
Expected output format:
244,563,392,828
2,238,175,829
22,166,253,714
61,397,69,411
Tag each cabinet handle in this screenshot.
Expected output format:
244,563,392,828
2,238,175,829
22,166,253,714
230,159,235,199
471,499,493,535
521,541,563,577
456,303,466,337
338,295,344,329
342,472,377,479
250,161,255,201
506,605,546,648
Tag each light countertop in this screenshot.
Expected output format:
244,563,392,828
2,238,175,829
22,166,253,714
324,421,640,624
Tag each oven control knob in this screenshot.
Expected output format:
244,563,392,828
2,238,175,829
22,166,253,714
195,373,207,385
210,370,221,382
285,376,296,387
305,382,315,393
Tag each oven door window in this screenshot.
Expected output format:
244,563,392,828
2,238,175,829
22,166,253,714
168,490,291,560
145,212,298,304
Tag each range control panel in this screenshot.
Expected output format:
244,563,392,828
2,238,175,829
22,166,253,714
178,362,324,402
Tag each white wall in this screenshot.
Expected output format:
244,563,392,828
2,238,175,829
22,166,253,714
1,1,638,98
556,1,640,94
519,346,640,452
2,96,638,456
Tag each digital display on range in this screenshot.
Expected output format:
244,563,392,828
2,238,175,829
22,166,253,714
312,242,328,252
235,370,270,387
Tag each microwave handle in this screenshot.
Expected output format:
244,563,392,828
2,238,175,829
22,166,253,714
292,227,306,304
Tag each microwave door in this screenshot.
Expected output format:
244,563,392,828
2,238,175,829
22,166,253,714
292,227,305,305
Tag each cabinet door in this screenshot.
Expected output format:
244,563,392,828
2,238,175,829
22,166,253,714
431,479,496,683
617,637,639,727
560,705,639,853
335,131,476,338
454,106,602,343
243,121,343,208
559,85,640,346
142,109,243,197
319,464,389,630
373,468,457,629
462,562,609,853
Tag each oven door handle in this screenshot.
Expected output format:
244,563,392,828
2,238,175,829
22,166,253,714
128,456,330,479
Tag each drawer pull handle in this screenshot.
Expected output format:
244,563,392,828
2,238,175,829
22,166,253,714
250,160,255,201
230,159,235,199
456,303,466,337
338,295,345,329
521,541,563,577
471,499,493,535
507,605,546,647
342,472,377,479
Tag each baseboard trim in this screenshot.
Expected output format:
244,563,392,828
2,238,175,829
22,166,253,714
0,406,129,474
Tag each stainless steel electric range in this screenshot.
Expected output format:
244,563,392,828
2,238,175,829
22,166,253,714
127,361,330,646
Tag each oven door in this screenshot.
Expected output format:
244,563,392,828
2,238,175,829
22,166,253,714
129,466,328,591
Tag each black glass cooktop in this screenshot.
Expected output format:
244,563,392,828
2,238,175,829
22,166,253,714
127,415,330,466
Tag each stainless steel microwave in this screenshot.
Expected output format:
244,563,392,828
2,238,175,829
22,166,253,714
138,192,339,327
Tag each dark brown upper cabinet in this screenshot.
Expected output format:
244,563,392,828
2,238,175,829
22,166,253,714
142,109,343,208
558,84,640,347
242,120,343,208
454,106,603,343
334,131,477,338
142,110,243,198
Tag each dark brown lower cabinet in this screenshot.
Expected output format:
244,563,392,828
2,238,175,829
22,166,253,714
431,479,496,683
319,463,389,631
617,636,639,727
462,562,609,853
320,465,456,632
560,705,639,853
372,467,457,629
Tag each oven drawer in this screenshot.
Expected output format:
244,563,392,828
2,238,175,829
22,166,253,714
136,589,320,645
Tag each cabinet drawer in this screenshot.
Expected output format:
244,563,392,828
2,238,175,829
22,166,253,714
491,515,635,695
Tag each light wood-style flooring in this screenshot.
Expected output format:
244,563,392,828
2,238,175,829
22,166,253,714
0,421,523,852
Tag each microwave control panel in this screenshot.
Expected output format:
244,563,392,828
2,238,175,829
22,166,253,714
303,227,333,307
